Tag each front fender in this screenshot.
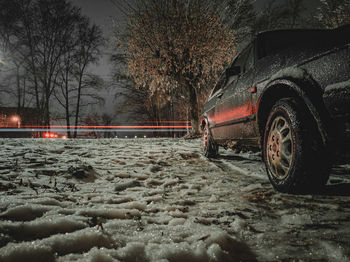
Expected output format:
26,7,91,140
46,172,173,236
200,115,209,131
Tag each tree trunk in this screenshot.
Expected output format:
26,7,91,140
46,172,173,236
73,73,83,138
64,69,71,138
188,85,200,135
16,65,21,110
65,106,71,138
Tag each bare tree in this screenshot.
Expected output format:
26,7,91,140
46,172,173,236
84,112,101,138
1,0,104,136
54,17,103,138
72,18,103,138
0,0,30,109
20,0,82,126
101,113,114,138
0,0,92,127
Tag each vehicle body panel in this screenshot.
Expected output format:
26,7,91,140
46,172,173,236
202,24,350,152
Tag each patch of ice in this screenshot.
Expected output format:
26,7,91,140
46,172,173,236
280,214,312,226
146,216,172,225
77,208,141,219
0,242,54,262
33,198,66,208
114,173,132,179
145,196,164,203
145,241,207,262
163,178,179,187
106,197,134,205
148,188,164,196
168,218,186,226
168,210,187,219
119,202,147,211
114,180,141,192
86,248,120,262
2,228,115,260
0,205,52,221
1,228,115,261
0,216,87,241
131,174,149,180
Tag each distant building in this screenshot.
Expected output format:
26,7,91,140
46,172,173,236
0,107,39,138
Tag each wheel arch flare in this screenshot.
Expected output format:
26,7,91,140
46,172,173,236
256,78,329,146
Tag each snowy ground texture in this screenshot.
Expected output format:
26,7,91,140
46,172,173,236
0,138,350,262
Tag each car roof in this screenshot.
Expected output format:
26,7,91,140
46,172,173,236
255,24,350,58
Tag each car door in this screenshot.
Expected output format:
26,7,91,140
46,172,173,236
203,74,227,129
211,44,258,142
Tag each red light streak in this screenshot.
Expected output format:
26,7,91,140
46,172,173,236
9,125,190,129
142,121,191,123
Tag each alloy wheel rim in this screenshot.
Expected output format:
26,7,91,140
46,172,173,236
267,116,294,180
202,127,209,152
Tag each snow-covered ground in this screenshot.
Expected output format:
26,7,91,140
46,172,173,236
0,138,349,262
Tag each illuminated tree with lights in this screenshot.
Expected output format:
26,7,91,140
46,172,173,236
117,0,235,135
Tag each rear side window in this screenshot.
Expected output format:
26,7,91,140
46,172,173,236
226,44,254,84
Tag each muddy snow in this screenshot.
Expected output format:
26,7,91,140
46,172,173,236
0,138,349,262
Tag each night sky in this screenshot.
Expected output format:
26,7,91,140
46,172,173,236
70,0,119,78
70,0,125,117
70,0,322,79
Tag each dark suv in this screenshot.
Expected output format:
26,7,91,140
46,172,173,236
201,25,350,193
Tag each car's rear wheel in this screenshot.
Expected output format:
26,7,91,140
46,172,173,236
263,98,329,193
202,124,218,158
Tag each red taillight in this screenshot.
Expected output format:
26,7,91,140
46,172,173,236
44,132,57,138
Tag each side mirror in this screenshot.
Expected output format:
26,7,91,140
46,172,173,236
226,66,241,77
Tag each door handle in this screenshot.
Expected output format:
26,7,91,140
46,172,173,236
217,93,223,98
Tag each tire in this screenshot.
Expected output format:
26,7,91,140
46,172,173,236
202,123,219,158
263,98,330,193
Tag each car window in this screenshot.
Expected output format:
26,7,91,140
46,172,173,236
209,73,226,98
208,43,255,99
244,47,254,73
225,44,254,85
